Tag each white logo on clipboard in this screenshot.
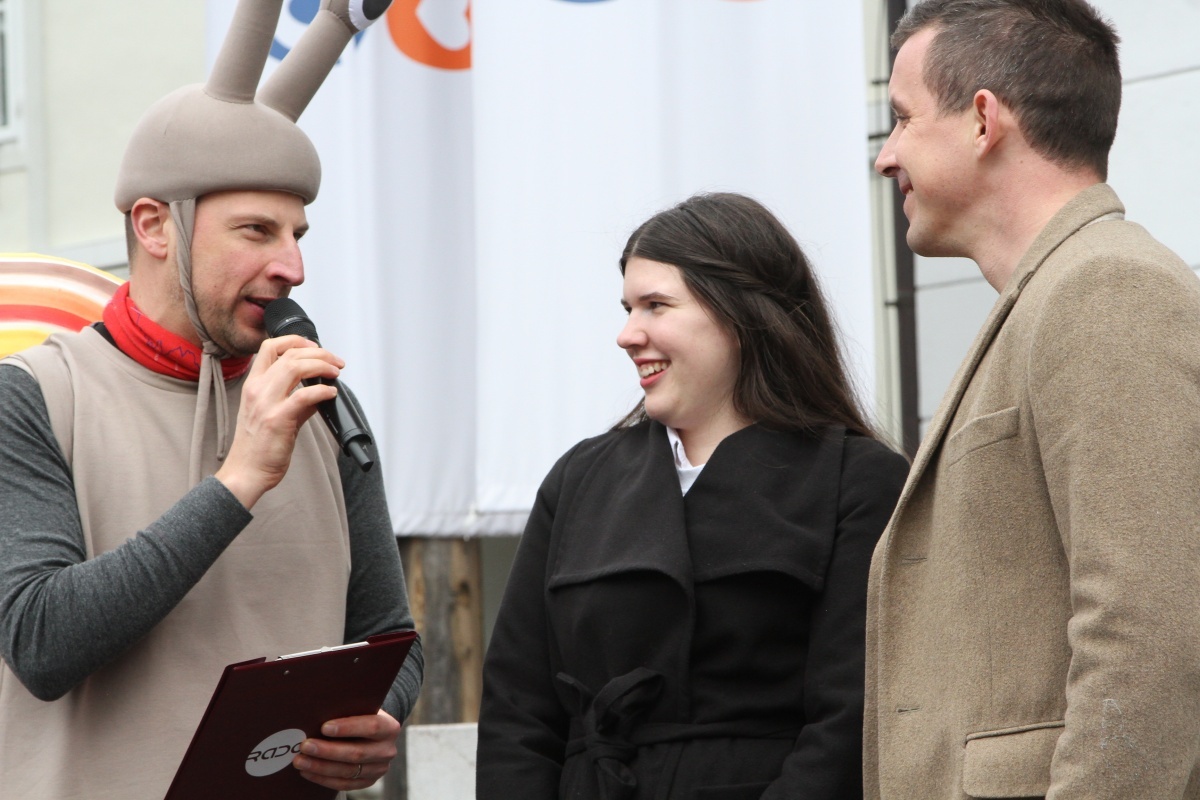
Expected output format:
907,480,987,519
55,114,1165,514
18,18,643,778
245,728,306,777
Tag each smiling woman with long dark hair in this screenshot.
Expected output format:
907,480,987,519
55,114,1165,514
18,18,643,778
476,192,908,800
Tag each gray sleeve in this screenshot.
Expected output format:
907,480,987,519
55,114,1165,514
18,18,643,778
336,385,423,722
0,364,254,701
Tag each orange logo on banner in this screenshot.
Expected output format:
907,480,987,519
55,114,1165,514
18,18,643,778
387,0,472,71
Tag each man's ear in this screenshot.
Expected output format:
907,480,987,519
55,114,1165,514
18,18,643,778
972,89,1006,158
128,198,172,261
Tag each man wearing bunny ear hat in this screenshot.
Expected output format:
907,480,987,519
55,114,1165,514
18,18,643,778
0,1,423,797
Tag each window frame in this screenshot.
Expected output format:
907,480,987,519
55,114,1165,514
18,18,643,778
0,0,22,146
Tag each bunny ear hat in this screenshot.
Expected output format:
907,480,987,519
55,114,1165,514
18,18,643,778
115,0,391,211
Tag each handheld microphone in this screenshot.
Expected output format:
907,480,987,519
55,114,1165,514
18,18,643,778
263,298,376,472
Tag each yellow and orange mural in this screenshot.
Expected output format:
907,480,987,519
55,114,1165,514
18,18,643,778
0,255,123,359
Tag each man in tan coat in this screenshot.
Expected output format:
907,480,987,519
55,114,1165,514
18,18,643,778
867,1,1200,797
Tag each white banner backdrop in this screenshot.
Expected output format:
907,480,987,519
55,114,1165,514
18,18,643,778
206,0,872,535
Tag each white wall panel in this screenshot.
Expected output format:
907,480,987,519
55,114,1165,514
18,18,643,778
1090,0,1200,82
1108,73,1200,268
914,270,994,422
471,1,875,517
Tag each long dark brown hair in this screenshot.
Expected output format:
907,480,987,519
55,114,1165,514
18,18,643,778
615,192,876,439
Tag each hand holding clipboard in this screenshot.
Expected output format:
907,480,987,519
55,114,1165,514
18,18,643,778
164,630,417,800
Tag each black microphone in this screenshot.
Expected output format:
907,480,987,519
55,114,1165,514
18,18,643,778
263,298,376,472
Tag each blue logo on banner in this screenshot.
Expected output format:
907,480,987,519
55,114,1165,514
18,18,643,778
271,0,365,61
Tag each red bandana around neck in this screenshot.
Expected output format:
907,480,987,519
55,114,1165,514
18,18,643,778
102,282,252,381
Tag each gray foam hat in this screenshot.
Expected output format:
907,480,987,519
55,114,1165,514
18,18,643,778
115,0,392,211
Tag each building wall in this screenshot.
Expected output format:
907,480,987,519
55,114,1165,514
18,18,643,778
0,0,204,267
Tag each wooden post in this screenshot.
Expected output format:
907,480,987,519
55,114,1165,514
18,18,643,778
381,537,484,800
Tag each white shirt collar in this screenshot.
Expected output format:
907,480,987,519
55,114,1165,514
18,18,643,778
665,426,704,495
665,426,695,468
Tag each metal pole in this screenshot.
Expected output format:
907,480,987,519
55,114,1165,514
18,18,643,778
886,0,921,456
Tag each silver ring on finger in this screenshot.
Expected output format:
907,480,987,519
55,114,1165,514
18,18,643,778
351,763,363,780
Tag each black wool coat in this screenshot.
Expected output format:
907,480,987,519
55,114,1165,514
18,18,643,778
477,421,908,800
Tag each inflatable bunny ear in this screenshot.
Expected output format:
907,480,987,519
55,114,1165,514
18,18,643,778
114,0,392,211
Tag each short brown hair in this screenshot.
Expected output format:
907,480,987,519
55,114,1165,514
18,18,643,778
617,192,876,440
894,0,1120,179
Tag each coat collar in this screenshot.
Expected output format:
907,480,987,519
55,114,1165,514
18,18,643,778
550,421,692,590
549,422,845,594
888,183,1125,526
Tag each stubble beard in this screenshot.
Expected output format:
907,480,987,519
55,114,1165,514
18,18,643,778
197,296,264,359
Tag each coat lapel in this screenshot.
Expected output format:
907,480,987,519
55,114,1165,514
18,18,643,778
684,424,842,591
884,183,1125,531
548,422,845,595
549,422,693,592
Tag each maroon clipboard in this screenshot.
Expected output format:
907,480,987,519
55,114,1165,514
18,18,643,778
163,630,417,800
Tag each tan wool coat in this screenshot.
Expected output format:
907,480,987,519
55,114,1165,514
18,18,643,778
865,184,1200,800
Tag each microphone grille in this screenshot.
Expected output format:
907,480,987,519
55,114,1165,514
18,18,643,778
264,297,320,342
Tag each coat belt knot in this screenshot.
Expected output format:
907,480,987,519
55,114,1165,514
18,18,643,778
557,667,665,800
